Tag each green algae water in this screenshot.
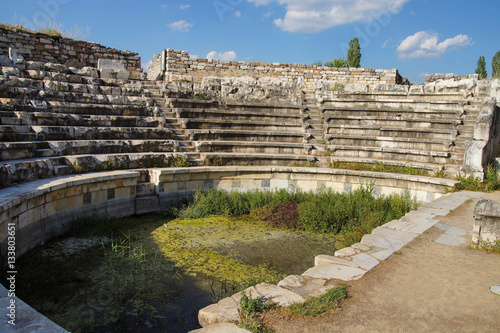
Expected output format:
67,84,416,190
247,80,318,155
12,213,339,333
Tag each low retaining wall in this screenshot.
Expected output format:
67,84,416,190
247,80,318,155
0,166,458,258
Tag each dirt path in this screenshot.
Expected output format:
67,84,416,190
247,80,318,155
264,192,500,333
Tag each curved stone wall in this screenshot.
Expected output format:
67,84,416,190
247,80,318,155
0,166,458,258
0,166,457,332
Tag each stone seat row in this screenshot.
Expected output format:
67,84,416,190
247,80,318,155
0,110,162,127
0,125,173,143
1,85,148,105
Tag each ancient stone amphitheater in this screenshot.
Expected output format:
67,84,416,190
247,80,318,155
1,26,500,331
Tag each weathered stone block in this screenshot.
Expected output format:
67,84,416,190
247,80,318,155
473,199,500,245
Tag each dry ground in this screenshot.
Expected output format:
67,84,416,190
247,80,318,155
264,192,500,333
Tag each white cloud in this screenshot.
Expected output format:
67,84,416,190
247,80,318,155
382,38,392,48
264,11,273,18
206,51,238,61
179,4,190,10
168,20,193,33
246,0,409,33
397,31,473,59
234,11,242,17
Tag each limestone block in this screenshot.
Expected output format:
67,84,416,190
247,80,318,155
315,255,360,268
351,253,379,271
198,296,239,327
244,283,305,306
303,263,367,281
334,247,358,258
278,275,305,289
473,199,500,244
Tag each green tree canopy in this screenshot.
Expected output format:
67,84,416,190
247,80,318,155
476,56,487,79
493,50,500,78
346,37,361,68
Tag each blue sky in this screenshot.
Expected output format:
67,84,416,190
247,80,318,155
1,0,499,83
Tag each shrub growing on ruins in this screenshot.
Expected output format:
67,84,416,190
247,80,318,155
476,56,488,79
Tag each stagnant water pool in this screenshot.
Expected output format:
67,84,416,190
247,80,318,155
6,213,339,332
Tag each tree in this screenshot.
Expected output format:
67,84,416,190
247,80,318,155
475,56,487,79
493,50,500,78
333,57,346,68
346,37,361,68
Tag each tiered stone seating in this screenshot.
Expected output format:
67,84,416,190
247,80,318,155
321,92,467,173
170,98,316,166
0,62,190,186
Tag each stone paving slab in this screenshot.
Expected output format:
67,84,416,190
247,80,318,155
370,249,394,261
315,254,360,268
435,233,467,246
351,253,380,271
302,264,367,281
383,218,436,234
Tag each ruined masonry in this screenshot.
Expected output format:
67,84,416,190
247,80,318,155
1,25,500,332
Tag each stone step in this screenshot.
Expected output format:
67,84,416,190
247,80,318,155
195,140,311,155
17,112,164,128
325,135,453,152
328,145,451,164
1,139,182,161
183,118,303,131
322,108,462,119
29,126,174,141
188,129,305,143
327,125,457,141
199,152,317,166
329,156,445,172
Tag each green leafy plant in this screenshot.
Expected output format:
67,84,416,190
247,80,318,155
288,285,348,317
451,164,499,192
238,291,273,333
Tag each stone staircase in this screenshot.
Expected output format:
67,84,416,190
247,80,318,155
302,89,328,167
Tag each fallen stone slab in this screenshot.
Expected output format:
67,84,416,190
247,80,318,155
435,233,467,246
303,263,367,281
351,253,380,271
383,217,437,234
361,233,413,252
370,249,394,261
446,226,467,236
315,254,360,268
190,323,251,333
334,247,359,257
198,296,240,328
244,283,306,306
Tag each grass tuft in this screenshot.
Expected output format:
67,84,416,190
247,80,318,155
288,285,348,317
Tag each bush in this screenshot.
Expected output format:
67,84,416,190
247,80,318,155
263,202,300,229
176,187,418,242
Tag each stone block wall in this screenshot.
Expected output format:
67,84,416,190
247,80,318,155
0,26,142,79
147,48,398,87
